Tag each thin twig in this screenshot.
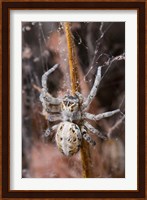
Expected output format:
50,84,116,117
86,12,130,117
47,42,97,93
64,22,80,94
64,22,91,178
33,84,42,93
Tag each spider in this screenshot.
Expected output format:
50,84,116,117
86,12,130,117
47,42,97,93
40,64,120,156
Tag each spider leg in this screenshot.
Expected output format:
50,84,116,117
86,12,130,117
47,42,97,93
42,124,59,138
75,91,84,103
48,114,62,122
81,126,96,146
42,64,59,91
42,102,61,113
40,91,61,105
83,109,120,121
84,121,107,140
82,66,102,110
40,94,61,117
40,63,61,105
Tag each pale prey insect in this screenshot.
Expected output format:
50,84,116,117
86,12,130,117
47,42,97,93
40,64,120,156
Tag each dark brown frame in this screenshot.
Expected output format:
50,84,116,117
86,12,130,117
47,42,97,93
1,0,146,199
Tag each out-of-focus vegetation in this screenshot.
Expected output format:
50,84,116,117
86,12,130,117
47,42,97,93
22,22,125,178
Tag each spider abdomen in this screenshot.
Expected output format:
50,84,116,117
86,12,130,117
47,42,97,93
55,122,82,156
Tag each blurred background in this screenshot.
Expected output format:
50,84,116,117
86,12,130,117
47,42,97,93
22,22,125,178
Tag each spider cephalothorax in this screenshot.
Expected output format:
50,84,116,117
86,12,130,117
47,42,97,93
61,94,82,122
40,64,120,156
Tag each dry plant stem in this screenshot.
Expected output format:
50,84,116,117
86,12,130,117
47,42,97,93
64,22,80,94
64,22,91,178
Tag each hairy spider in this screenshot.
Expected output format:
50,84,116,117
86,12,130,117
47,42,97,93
40,64,120,156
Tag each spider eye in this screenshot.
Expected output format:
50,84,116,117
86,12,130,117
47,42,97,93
60,137,63,141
